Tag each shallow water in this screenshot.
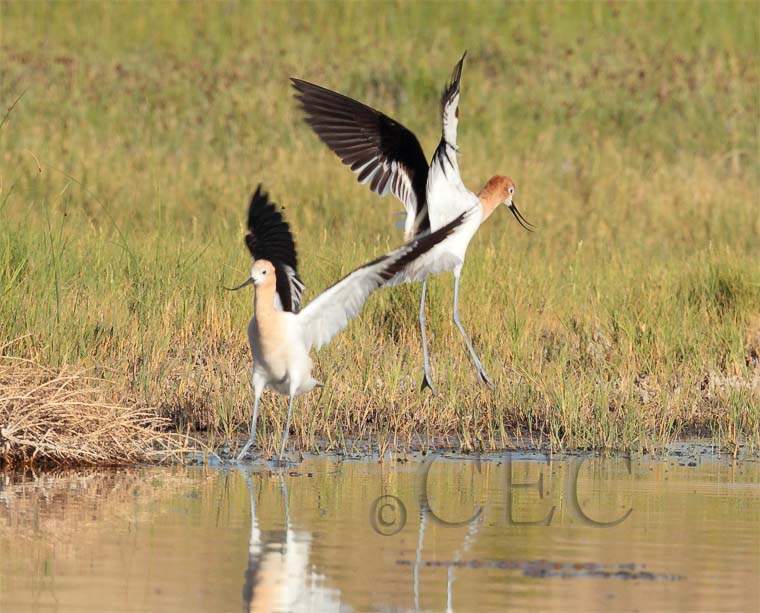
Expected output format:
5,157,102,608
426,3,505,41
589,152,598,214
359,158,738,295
1,449,758,612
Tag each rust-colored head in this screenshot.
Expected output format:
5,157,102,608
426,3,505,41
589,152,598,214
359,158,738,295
479,175,533,231
481,175,515,204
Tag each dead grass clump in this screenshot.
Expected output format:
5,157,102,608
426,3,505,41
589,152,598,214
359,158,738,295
0,357,195,468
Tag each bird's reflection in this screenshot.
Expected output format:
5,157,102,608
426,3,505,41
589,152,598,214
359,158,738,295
413,479,481,612
241,469,344,613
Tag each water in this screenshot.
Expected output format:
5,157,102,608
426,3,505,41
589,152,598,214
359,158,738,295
1,449,758,612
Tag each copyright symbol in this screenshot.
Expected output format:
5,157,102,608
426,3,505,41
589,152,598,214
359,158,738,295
370,495,407,536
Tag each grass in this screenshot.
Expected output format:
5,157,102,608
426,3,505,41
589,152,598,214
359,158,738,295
0,344,193,467
1,1,759,459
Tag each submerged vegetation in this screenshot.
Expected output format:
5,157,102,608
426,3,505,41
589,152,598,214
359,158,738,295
1,2,758,462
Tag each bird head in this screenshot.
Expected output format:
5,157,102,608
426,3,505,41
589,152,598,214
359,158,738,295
482,175,534,232
251,260,276,287
225,259,276,291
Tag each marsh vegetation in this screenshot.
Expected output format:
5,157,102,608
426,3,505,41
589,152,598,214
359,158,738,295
1,2,758,463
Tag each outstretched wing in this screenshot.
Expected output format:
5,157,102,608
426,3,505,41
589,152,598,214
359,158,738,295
297,211,467,351
291,78,430,240
245,185,305,313
427,52,472,226
439,51,466,151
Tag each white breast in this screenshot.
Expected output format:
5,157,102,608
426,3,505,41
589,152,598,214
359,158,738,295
439,205,483,263
249,313,313,395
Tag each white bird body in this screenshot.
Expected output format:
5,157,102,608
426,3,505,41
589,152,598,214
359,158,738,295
292,52,533,392
385,148,487,283
426,143,469,222
391,206,480,284
248,307,317,399
232,185,467,461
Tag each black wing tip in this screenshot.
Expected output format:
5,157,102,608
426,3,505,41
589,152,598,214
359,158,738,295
360,209,465,284
452,51,467,80
378,210,466,280
290,77,339,101
290,76,313,88
410,210,466,258
453,51,467,78
249,183,270,212
419,211,465,251
290,78,324,111
290,77,308,94
438,210,467,239
441,52,467,110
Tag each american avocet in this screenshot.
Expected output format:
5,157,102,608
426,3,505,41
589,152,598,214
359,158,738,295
292,52,533,393
229,185,468,462
241,470,341,611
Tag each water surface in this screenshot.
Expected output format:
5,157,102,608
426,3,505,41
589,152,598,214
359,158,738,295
1,449,758,612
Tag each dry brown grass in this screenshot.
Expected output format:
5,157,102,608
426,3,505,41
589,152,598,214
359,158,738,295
0,351,197,468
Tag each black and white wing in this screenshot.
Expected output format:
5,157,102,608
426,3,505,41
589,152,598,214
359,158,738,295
297,212,467,351
245,185,305,313
440,51,466,152
291,78,431,240
427,52,473,226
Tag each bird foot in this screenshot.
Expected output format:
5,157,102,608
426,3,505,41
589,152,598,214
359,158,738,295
235,439,258,463
420,372,438,396
477,369,495,389
235,449,254,463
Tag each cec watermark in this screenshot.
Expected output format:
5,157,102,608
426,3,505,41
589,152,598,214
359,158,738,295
369,495,408,536
370,453,634,535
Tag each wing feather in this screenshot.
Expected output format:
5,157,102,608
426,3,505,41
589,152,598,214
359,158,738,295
427,53,472,226
292,78,431,239
440,51,466,149
244,185,305,313
297,211,468,351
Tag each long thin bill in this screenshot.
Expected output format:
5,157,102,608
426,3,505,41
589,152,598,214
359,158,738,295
509,202,535,232
224,277,254,291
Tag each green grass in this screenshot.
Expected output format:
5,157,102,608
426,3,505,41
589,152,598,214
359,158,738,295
1,1,758,455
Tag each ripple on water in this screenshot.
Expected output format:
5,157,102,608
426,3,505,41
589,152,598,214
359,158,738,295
0,449,758,612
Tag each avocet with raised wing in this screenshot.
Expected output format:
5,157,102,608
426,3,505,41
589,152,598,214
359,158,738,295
292,52,533,393
228,185,467,461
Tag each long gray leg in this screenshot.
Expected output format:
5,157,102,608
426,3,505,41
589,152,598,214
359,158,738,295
236,380,263,462
419,279,437,394
453,272,494,388
278,394,295,461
